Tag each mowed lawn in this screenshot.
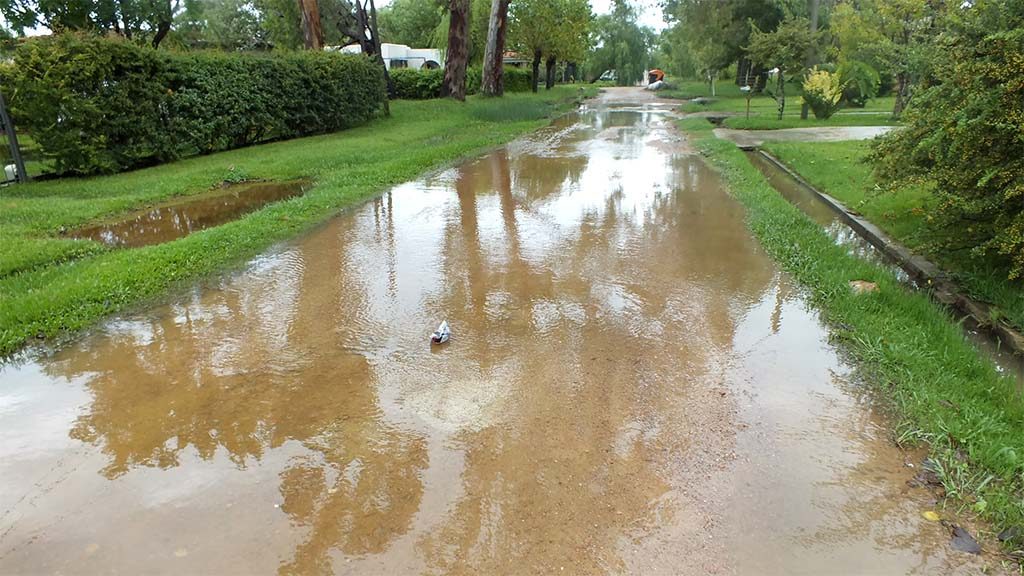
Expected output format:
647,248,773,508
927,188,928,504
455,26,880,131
763,140,1024,334
0,87,592,355
662,80,899,129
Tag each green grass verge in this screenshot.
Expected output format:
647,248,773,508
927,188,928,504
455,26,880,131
763,141,1024,335
721,114,897,130
681,118,1024,549
0,86,594,355
662,79,898,128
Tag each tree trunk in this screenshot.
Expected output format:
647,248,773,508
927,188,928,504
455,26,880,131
297,0,323,50
481,0,510,97
531,50,541,93
441,0,470,100
151,19,170,48
800,0,821,120
544,56,556,90
892,72,910,118
777,72,786,120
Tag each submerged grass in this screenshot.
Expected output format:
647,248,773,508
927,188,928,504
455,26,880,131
0,86,593,355
681,118,1024,549
763,141,1024,335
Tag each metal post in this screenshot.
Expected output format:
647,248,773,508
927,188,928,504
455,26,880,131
0,89,28,183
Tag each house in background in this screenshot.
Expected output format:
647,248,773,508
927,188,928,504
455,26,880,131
337,43,442,71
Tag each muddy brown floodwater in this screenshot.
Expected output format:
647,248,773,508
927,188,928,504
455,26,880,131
0,93,1000,575
73,179,311,248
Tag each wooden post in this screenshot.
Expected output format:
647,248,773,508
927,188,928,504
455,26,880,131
0,90,28,183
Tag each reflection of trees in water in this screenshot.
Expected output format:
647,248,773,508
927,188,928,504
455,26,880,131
45,110,782,573
48,211,430,570
416,122,777,573
277,426,427,575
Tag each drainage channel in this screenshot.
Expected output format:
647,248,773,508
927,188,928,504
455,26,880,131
746,150,1024,385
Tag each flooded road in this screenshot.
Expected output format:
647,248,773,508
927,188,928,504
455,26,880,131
0,94,996,574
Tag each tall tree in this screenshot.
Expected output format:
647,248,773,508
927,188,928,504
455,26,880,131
480,0,509,96
584,0,650,85
376,0,444,46
441,0,469,100
0,0,189,48
746,16,819,119
297,0,323,49
509,0,554,92
799,0,821,120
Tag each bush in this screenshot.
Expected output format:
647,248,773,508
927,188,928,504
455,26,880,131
872,4,1024,280
801,67,844,119
837,60,880,108
6,34,386,175
465,66,533,95
390,67,444,99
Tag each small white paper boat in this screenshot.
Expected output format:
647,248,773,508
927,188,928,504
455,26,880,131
430,321,451,345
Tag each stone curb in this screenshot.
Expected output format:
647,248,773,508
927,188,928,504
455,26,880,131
757,149,1024,357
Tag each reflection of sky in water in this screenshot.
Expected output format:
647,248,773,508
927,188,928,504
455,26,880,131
0,106,993,576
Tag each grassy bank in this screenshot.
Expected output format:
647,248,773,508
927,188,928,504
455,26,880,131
763,141,1024,335
662,80,897,129
681,118,1024,551
0,87,593,356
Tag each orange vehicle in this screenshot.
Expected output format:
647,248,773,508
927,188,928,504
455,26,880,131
647,69,665,84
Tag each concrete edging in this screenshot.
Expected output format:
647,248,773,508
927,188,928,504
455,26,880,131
757,149,1024,357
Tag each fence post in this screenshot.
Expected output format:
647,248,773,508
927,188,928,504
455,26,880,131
0,89,28,183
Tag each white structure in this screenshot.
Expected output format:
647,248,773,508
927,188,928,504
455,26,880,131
338,43,442,71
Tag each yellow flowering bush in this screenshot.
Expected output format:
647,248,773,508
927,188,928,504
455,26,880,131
801,67,845,119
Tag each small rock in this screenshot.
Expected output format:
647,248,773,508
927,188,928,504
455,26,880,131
849,280,879,295
950,525,982,554
998,526,1021,542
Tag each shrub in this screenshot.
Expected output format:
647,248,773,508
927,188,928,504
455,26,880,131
390,67,444,99
872,4,1024,280
465,66,533,95
837,60,880,108
6,34,386,175
801,67,845,119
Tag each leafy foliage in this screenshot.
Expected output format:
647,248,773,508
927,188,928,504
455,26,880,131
377,0,444,47
584,0,651,85
836,59,879,108
6,33,385,175
872,0,1024,280
467,66,531,94
801,67,844,119
746,17,819,119
391,66,444,98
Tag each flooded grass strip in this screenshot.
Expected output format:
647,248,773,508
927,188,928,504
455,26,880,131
0,87,595,356
680,117,1024,554
72,180,312,248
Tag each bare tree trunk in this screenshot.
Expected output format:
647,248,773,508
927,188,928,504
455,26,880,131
777,72,786,120
441,0,470,101
481,0,509,97
892,72,910,118
151,19,171,48
298,0,323,50
531,50,541,93
544,56,556,90
800,0,821,120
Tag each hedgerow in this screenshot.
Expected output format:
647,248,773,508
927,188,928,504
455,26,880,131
6,34,386,175
391,66,535,100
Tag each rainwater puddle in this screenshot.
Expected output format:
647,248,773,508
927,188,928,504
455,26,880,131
72,179,311,248
0,100,1001,574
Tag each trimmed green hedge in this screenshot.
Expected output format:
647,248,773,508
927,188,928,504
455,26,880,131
391,67,444,99
467,67,533,94
391,66,534,100
7,34,386,175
